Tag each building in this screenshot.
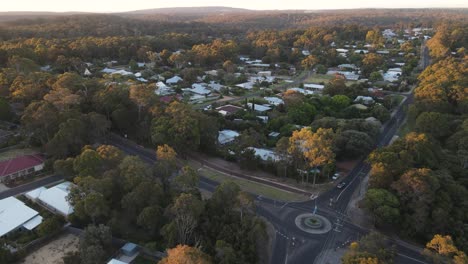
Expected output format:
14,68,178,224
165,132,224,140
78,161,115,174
354,96,375,105
0,154,45,183
264,97,284,106
0,197,42,237
247,148,280,162
218,130,240,145
247,103,272,113
216,105,243,116
304,84,325,92
166,76,183,85
26,182,74,217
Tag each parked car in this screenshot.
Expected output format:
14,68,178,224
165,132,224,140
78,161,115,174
337,182,346,189
332,173,340,180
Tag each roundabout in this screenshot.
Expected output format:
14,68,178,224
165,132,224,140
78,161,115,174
295,213,332,234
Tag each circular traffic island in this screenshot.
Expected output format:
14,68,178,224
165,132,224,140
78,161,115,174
295,213,332,234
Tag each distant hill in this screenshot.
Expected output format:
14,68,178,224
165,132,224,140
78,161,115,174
123,6,253,15
0,11,89,22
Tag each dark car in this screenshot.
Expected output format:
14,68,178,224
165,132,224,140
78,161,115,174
337,182,346,189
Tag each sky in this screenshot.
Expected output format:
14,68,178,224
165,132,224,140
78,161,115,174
1,0,467,12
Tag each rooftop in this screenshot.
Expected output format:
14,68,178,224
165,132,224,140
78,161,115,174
0,197,42,237
0,154,44,178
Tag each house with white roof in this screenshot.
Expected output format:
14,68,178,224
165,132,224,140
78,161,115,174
336,48,349,53
218,130,240,145
354,96,375,105
236,82,255,90
287,88,314,95
26,182,74,217
0,197,42,237
247,103,272,113
264,97,284,106
102,68,117,74
186,83,211,95
111,70,134,76
166,76,183,85
247,148,280,162
154,82,174,96
304,84,325,92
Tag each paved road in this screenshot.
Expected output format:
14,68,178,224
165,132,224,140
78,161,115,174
0,174,63,199
107,52,429,264
109,94,426,264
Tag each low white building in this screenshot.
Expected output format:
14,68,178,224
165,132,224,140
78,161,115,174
304,84,325,91
186,83,211,95
354,96,375,105
166,76,183,85
287,88,314,95
0,197,43,237
247,103,272,113
236,82,255,90
264,97,284,106
218,130,240,145
247,148,280,162
26,182,74,217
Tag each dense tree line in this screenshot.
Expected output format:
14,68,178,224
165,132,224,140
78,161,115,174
56,145,265,263
364,26,468,254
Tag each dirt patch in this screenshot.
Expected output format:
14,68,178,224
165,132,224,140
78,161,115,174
21,233,79,264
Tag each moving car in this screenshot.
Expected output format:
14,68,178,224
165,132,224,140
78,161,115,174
337,181,346,189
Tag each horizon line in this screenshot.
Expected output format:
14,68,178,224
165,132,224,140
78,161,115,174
0,6,467,14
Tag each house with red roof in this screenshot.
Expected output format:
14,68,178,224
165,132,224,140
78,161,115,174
0,154,45,183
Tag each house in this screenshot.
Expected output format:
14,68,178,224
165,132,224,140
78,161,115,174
327,70,359,81
247,103,272,113
337,64,357,70
218,130,240,145
236,82,255,90
204,70,218,76
354,96,375,105
304,84,325,92
268,132,280,138
247,148,280,162
264,97,284,106
351,104,368,110
108,259,128,264
257,116,269,123
354,49,369,54
216,105,243,116
257,71,272,77
166,76,183,85
287,88,314,95
26,182,74,217
207,81,224,92
186,83,211,95
336,48,349,53
0,197,43,237
101,68,117,74
377,50,390,55
302,50,310,56
111,70,134,76
0,154,45,183
154,82,174,96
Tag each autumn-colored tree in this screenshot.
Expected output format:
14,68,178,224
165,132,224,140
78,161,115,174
129,84,156,120
424,235,468,264
159,245,212,264
288,128,335,184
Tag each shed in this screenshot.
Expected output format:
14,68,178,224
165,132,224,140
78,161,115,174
121,243,139,256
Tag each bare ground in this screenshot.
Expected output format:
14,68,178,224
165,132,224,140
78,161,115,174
21,233,79,264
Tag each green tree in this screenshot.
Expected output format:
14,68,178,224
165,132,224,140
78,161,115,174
0,97,13,121
364,188,400,225
169,193,204,245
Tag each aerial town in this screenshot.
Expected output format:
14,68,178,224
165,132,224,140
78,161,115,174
0,4,466,264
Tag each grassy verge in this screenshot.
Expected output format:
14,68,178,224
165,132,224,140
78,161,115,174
0,148,39,161
397,119,412,137
190,161,306,202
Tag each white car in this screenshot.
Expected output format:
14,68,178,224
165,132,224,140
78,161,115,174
332,173,340,180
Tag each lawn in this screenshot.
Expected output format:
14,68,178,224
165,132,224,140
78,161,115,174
303,73,358,86
0,148,39,162
194,164,307,202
